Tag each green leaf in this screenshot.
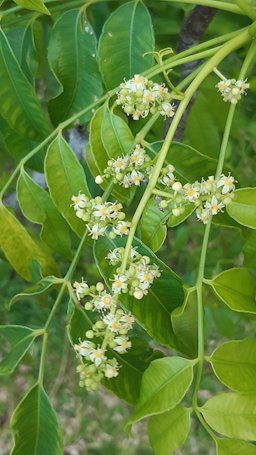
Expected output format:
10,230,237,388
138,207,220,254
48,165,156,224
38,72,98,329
0,326,37,375
86,104,135,204
13,0,50,15
210,339,256,393
151,141,220,183
98,0,155,90
10,384,63,454
0,203,58,281
227,188,256,229
211,268,256,313
48,10,102,126
17,170,71,258
200,393,256,440
68,307,162,404
243,231,256,268
0,29,49,141
139,198,168,252
45,134,90,238
9,276,59,308
216,438,256,455
94,235,184,349
127,357,194,428
171,290,198,358
148,405,191,455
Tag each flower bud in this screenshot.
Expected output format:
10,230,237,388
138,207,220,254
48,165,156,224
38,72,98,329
84,302,93,311
86,330,94,339
172,208,181,217
172,182,182,192
134,289,144,300
159,200,168,209
96,282,105,292
95,175,103,184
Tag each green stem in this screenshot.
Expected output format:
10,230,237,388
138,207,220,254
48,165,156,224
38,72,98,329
191,38,256,411
38,332,48,385
160,0,245,15
192,219,211,408
121,29,251,272
233,0,256,20
195,409,217,440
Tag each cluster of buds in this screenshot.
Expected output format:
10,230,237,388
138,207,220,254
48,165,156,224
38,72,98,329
216,78,250,104
73,280,135,390
95,144,152,188
71,193,130,239
116,74,175,120
157,166,236,224
106,247,161,300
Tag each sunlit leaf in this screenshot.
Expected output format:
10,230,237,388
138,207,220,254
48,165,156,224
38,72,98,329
17,169,71,257
13,0,50,15
148,405,191,455
210,268,256,313
45,134,90,238
127,357,194,428
0,29,49,141
200,393,256,440
227,188,256,229
98,1,154,89
48,10,102,125
216,437,256,455
0,203,58,281
10,384,63,454
9,276,60,308
210,339,256,393
0,326,37,375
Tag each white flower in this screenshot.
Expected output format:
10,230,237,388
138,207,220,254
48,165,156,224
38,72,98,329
112,274,128,294
103,314,121,332
113,221,130,236
93,204,112,220
143,89,154,104
196,209,210,224
217,79,231,93
106,248,122,264
130,145,145,167
126,74,147,91
205,196,224,215
113,337,132,353
104,360,119,378
112,156,129,173
132,110,142,120
94,292,114,311
74,340,93,357
217,173,235,194
89,347,106,366
184,184,200,202
73,279,89,300
71,193,88,210
87,223,106,240
122,174,132,188
130,170,143,186
137,269,155,286
235,79,250,94
160,102,175,118
120,313,135,330
109,202,123,219
152,83,168,99
161,172,175,187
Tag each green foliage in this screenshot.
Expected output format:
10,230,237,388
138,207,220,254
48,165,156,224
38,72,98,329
200,393,256,440
45,134,90,237
216,438,256,455
148,405,191,455
10,384,63,454
0,203,58,281
0,326,38,375
48,9,102,125
227,187,256,229
13,0,50,15
210,267,256,313
98,1,154,89
17,169,71,257
127,357,194,429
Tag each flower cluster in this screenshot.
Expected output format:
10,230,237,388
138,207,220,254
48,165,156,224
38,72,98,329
116,74,175,121
216,78,250,104
95,144,153,188
73,280,135,390
106,247,161,300
71,194,130,239
157,166,236,224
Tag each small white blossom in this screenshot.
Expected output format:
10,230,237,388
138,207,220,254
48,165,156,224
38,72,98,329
160,102,175,119
130,170,143,186
112,274,128,294
104,361,119,378
113,221,130,236
113,337,132,353
87,223,106,240
217,173,236,194
74,340,94,357
73,279,89,300
89,347,106,366
205,196,224,215
71,193,88,210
